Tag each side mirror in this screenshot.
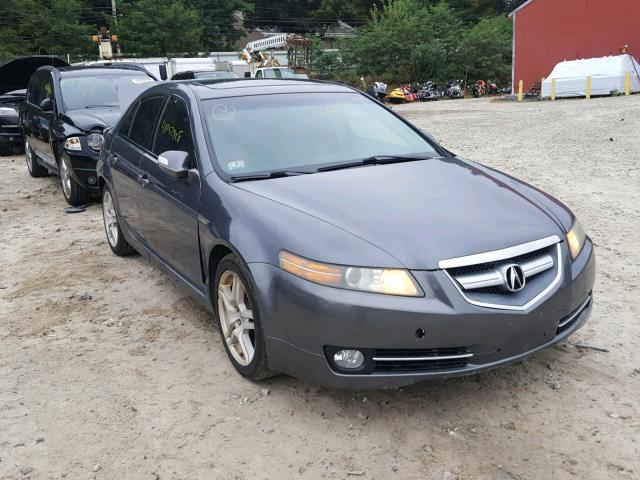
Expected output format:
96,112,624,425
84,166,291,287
39,98,53,112
158,150,189,179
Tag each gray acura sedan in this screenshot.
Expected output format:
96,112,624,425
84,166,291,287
97,79,595,389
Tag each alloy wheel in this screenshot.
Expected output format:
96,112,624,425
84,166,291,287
217,271,255,366
102,190,119,247
60,157,72,198
25,140,33,172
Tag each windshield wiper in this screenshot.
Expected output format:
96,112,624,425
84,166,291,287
317,154,436,172
83,104,118,109
229,169,312,182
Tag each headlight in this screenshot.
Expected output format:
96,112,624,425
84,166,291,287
566,219,587,259
64,136,82,151
0,107,18,116
279,251,423,297
87,132,104,151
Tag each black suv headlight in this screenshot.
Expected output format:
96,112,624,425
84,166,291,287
87,132,104,151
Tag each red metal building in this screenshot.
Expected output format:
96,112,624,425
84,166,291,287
509,0,640,92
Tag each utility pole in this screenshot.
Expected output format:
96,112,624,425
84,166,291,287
110,0,121,55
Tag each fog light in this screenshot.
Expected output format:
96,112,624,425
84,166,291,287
333,349,364,369
87,176,97,185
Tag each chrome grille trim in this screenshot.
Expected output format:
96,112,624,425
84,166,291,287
442,242,564,311
454,252,554,291
558,294,592,328
372,353,473,362
438,235,561,270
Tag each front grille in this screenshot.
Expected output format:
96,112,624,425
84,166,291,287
446,244,554,294
372,347,471,373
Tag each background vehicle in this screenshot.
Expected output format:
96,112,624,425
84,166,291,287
98,79,594,389
20,65,156,205
416,81,440,101
171,70,239,80
241,33,311,78
0,90,25,156
472,79,486,97
0,56,69,156
444,80,465,99
366,81,387,101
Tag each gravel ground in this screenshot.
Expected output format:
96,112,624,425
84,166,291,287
1,95,639,480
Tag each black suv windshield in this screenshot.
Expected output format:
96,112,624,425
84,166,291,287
203,92,438,176
60,73,154,111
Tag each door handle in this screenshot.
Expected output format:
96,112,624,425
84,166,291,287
110,155,118,165
138,174,150,188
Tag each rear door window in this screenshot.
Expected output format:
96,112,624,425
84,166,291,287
128,96,165,150
118,102,139,138
153,96,195,166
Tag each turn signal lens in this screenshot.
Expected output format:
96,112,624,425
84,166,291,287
566,219,587,260
279,251,422,297
64,136,82,151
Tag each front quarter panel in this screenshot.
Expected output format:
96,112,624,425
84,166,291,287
199,173,407,286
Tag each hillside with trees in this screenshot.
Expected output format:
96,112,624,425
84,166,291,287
0,0,527,83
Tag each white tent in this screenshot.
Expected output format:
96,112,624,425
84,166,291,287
541,54,640,98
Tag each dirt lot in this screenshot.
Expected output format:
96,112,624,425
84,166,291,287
1,95,639,480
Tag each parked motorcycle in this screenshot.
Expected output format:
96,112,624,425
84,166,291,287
416,81,440,101
472,79,486,98
445,80,464,99
487,80,499,95
366,81,388,102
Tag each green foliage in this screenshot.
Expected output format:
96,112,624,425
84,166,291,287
341,0,467,82
339,0,512,84
456,15,512,82
0,0,94,61
118,0,203,56
188,0,253,51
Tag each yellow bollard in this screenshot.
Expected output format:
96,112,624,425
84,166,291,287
626,72,631,96
551,78,556,100
586,76,592,99
518,80,523,102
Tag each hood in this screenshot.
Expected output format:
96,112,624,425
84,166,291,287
233,158,564,269
62,108,123,132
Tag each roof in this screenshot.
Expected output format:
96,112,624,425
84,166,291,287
56,65,155,77
508,0,537,18
158,78,355,100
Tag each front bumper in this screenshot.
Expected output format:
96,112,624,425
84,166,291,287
61,150,99,193
0,122,22,151
249,241,595,389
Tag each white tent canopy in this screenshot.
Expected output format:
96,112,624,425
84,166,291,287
541,54,640,98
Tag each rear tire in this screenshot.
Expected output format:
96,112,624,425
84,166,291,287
59,155,91,206
25,139,48,177
214,254,274,381
102,186,136,256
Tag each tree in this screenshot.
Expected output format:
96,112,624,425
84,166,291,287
117,0,203,56
188,0,253,51
0,0,93,60
341,0,464,82
456,15,512,82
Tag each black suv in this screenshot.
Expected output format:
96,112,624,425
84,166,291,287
20,65,156,205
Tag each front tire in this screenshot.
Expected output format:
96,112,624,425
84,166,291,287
214,254,273,381
59,155,91,206
102,186,136,256
25,139,48,177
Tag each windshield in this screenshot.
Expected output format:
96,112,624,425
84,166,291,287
194,71,239,79
204,92,438,176
261,68,304,79
60,73,154,111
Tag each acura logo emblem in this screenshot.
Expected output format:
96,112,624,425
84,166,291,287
504,264,526,292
